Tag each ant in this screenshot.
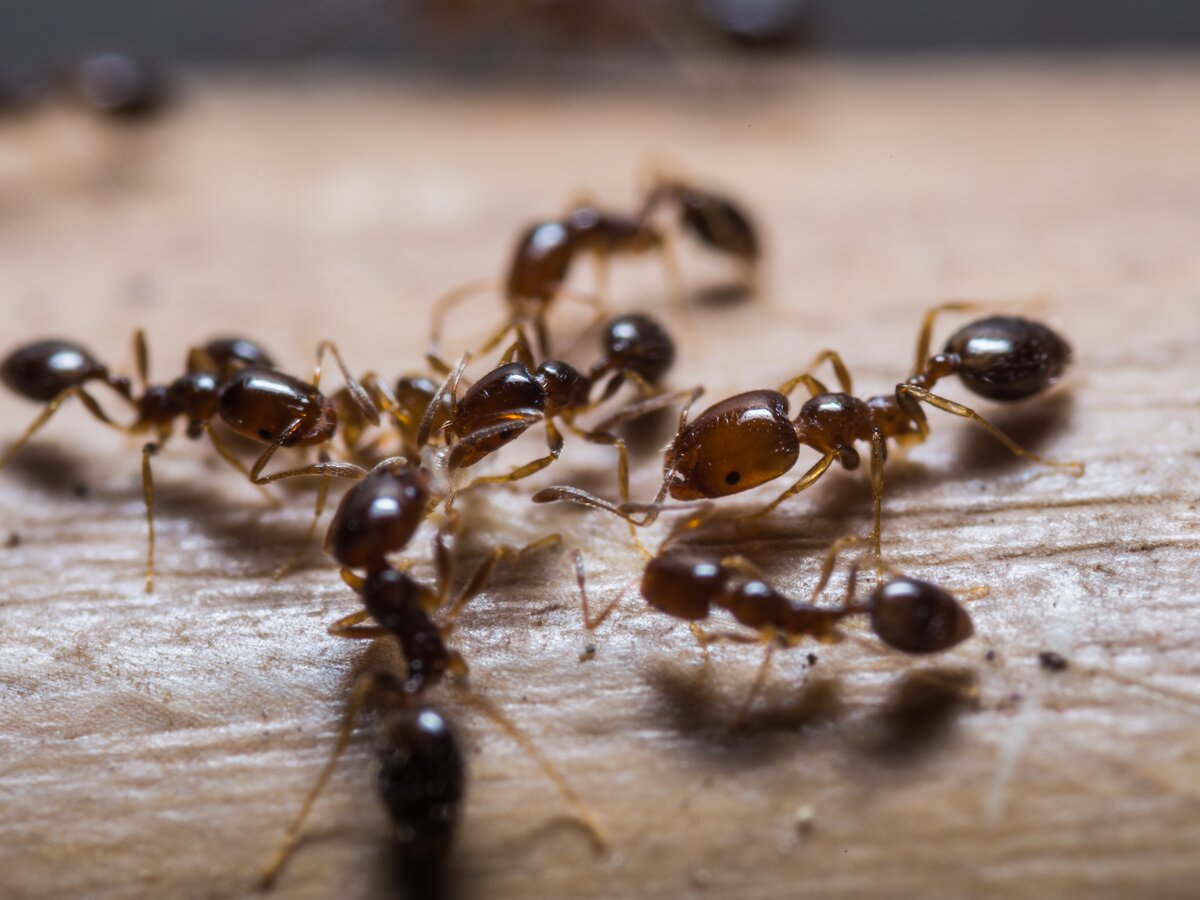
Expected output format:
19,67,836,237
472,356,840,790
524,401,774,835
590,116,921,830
0,331,377,590
535,303,1084,567
429,199,680,361
576,529,976,719
420,314,689,513
639,172,760,293
259,458,607,890
428,170,759,362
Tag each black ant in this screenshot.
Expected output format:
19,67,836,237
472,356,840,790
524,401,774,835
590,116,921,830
535,304,1084,566
0,331,377,590
259,458,607,890
576,530,977,719
420,315,689,513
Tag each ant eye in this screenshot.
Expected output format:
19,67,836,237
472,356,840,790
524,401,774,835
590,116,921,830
725,471,741,485
258,428,272,441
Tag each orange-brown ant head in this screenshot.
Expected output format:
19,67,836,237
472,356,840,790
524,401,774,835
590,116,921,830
665,390,801,500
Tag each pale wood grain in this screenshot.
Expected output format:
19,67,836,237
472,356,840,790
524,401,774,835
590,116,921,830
0,61,1198,900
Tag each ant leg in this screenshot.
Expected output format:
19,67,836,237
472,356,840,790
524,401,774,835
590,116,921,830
808,534,869,604
428,277,501,365
573,549,627,631
327,609,390,639
734,642,777,727
777,373,828,402
533,386,705,527
314,340,379,426
461,419,565,490
418,353,469,449
657,232,686,313
452,687,609,851
590,251,612,310
740,451,837,520
140,443,159,593
339,567,364,592
259,672,383,889
498,336,536,368
132,328,150,390
805,350,854,394
911,301,983,376
440,533,563,632
248,419,368,485
565,423,647,555
200,424,276,506
896,385,1085,475
0,386,125,469
870,429,886,573
271,471,332,580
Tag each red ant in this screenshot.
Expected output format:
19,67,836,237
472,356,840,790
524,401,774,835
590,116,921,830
535,304,1084,566
576,529,977,719
259,457,607,889
0,331,377,590
419,315,691,517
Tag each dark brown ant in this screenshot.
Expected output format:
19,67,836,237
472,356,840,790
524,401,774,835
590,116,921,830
429,202,680,361
0,331,376,590
576,531,976,718
259,461,606,889
64,53,171,121
640,172,760,291
420,315,688,512
536,304,1083,566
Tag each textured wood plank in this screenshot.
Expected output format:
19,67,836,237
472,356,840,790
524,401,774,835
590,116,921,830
1,62,1198,900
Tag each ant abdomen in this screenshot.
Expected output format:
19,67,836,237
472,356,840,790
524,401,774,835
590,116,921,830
377,703,465,869
197,337,276,380
677,187,759,263
665,390,800,500
601,314,675,386
943,315,1071,402
1,339,114,402
506,221,574,303
869,577,974,654
641,551,728,620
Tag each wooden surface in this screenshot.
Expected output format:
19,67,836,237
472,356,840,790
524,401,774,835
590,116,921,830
1,61,1198,900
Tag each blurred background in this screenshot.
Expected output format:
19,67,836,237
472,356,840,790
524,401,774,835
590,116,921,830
3,0,1200,76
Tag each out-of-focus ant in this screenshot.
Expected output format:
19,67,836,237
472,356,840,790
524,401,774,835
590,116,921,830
576,529,977,718
535,304,1083,566
259,459,607,890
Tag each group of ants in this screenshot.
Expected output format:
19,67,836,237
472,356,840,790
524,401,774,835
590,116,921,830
1,171,1084,893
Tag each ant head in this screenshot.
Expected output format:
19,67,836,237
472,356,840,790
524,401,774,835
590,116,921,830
535,360,589,416
666,390,801,500
944,316,1071,402
327,461,432,570
869,576,974,654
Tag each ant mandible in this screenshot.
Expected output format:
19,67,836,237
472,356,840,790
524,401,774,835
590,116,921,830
576,529,977,719
535,303,1084,567
259,458,607,889
0,331,377,590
